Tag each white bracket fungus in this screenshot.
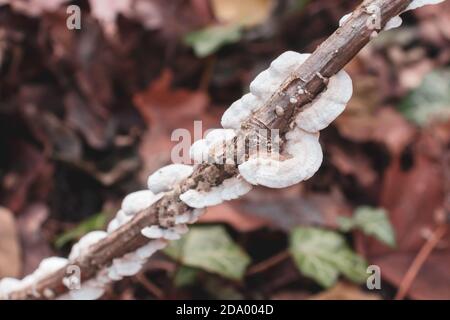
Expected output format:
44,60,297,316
221,50,349,189
238,128,323,188
107,190,164,233
179,177,252,208
190,129,236,164
221,51,310,130
67,279,105,300
340,0,445,31
0,257,68,299
121,190,164,216
69,231,108,260
147,164,194,193
295,69,353,133
141,224,189,241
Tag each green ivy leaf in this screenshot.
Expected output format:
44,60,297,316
399,69,450,126
173,266,199,288
338,206,396,248
184,24,242,58
164,226,251,281
289,227,368,288
54,212,108,248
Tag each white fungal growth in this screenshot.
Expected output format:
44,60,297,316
106,190,164,233
121,190,164,216
141,224,189,241
221,51,310,129
190,129,236,164
68,279,105,300
384,16,403,31
340,0,445,31
0,278,22,299
112,254,143,277
295,67,353,133
134,240,168,259
179,177,252,208
106,217,120,233
406,0,444,11
69,231,108,260
238,128,323,188
147,164,194,193
0,257,68,299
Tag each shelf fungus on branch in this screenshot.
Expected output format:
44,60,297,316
179,176,252,208
339,0,445,32
221,51,310,130
7,0,446,300
221,51,352,188
189,129,237,164
0,257,68,299
147,164,194,193
238,128,323,188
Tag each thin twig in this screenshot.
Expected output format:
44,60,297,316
394,224,448,300
135,273,165,300
246,250,291,276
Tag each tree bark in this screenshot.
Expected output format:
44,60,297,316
7,0,413,300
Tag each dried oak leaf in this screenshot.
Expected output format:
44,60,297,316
133,69,211,179
133,70,209,132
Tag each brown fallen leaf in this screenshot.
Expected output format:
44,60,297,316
211,0,275,27
0,207,22,278
239,186,352,231
328,144,377,188
64,91,115,150
133,69,209,132
309,282,381,300
133,70,214,181
199,202,270,233
355,123,450,299
16,204,53,275
0,140,53,213
373,251,450,300
336,107,416,157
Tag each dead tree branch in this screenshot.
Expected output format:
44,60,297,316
8,0,413,300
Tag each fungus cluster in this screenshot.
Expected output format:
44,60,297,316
222,51,352,189
0,49,353,300
339,0,445,31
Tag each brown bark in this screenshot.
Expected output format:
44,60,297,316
7,0,413,300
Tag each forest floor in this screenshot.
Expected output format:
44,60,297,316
0,0,449,300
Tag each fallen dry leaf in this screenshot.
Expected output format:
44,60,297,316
133,70,209,132
240,186,352,231
0,207,22,278
309,281,381,300
16,204,53,275
373,250,450,300
133,70,213,181
355,123,450,299
211,0,274,27
328,144,377,188
336,107,416,157
200,202,271,233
